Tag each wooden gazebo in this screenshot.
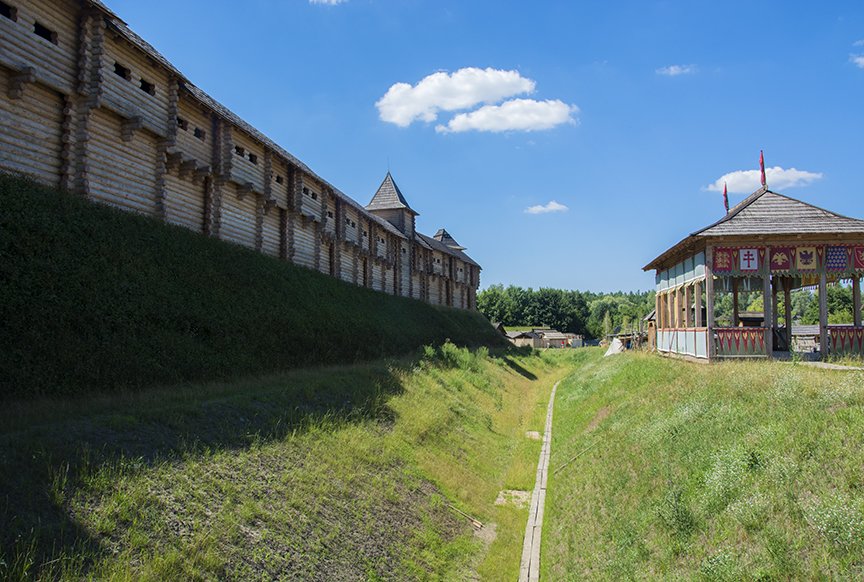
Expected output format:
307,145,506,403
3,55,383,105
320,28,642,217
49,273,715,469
643,186,864,361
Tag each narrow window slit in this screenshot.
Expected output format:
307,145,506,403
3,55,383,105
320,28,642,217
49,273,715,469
34,21,58,44
114,62,131,81
0,2,17,21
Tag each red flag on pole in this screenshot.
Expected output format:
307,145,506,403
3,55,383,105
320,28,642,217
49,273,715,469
723,182,729,213
760,150,766,187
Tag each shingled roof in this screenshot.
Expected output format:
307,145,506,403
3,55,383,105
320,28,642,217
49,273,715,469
433,228,466,250
694,187,864,237
644,187,864,270
417,233,480,267
366,172,417,214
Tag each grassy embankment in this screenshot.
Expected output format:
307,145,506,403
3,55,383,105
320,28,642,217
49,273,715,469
546,351,864,579
1,345,585,580
0,173,503,399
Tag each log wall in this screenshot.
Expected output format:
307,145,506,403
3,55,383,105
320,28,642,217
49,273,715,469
0,66,64,187
0,0,479,310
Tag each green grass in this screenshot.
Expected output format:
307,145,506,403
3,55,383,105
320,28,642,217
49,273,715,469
0,173,504,399
0,344,581,580
544,351,864,579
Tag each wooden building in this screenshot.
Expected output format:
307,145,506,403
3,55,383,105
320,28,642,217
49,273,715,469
0,0,480,309
644,186,864,361
506,331,541,348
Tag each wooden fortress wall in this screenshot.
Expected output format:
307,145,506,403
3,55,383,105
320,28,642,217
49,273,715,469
0,0,479,309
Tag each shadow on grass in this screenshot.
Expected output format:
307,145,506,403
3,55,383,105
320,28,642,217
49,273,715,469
498,346,540,380
0,358,415,579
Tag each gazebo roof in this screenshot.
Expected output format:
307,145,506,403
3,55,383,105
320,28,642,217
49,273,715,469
643,187,864,271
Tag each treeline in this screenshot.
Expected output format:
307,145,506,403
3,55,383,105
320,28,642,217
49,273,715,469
477,284,655,339
479,283,859,340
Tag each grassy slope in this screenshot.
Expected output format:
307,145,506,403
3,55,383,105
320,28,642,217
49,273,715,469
545,351,864,579
0,174,504,398
1,345,580,580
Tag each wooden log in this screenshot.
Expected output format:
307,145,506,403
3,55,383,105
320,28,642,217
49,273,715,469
763,272,773,356
819,271,828,357
854,277,862,328
705,246,716,360
732,278,739,326
694,279,703,328
784,277,793,348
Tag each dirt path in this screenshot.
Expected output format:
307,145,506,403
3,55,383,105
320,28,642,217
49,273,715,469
518,379,559,582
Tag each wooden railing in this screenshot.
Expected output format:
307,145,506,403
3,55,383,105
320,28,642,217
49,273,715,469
714,327,768,357
828,326,864,356
657,328,709,359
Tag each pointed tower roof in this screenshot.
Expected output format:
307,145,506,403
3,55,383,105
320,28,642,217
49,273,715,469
433,228,466,250
366,172,418,215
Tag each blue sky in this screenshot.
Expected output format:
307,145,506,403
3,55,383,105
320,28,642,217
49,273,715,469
107,0,864,291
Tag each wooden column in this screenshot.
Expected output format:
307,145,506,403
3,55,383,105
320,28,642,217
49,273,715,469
854,277,862,327
732,278,740,326
784,277,793,349
694,279,703,328
763,271,773,356
684,285,693,328
673,287,679,328
706,246,716,359
655,290,661,329
772,278,779,333
819,271,828,357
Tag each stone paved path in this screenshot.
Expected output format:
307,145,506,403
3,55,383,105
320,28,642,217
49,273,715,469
519,379,559,582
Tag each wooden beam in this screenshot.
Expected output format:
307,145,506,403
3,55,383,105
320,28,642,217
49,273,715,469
854,277,862,328
819,271,828,357
673,287,680,328
732,278,740,326
772,277,779,332
763,272,773,357
705,247,715,360
694,279,703,328
784,277,793,349
684,285,693,328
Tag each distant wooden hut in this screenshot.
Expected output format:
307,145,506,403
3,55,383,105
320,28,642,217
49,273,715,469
644,187,864,361
506,331,541,348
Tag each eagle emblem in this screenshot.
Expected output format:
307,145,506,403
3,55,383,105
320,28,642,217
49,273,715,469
796,247,818,271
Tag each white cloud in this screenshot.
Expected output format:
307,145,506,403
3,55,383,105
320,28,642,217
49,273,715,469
851,54,864,68
853,39,864,47
309,0,347,4
524,200,569,215
704,166,823,194
435,99,577,133
376,68,535,127
656,64,698,76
